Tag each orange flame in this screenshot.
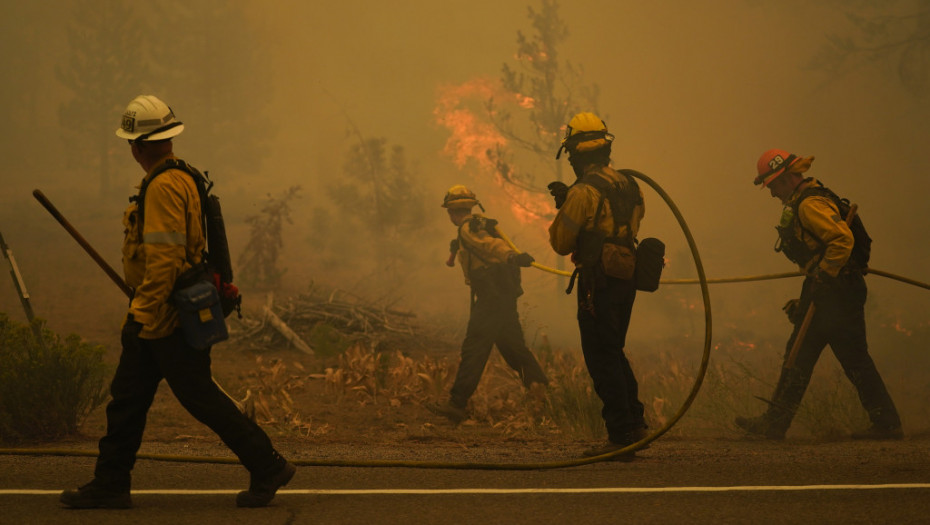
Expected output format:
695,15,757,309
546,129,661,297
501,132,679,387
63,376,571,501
433,77,507,170
893,318,913,336
434,78,552,225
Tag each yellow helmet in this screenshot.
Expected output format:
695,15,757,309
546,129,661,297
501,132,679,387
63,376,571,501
441,185,479,209
556,112,614,159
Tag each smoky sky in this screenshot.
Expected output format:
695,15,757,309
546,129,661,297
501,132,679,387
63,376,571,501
1,0,928,352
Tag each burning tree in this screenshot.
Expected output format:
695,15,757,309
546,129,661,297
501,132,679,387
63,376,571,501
434,0,600,223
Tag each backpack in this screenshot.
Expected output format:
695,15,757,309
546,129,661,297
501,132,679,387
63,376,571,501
133,158,242,318
566,168,640,292
776,182,871,270
456,215,523,299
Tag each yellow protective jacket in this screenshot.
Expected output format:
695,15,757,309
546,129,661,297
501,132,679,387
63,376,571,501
783,178,854,278
548,165,645,261
122,155,205,339
455,213,518,286
454,214,524,299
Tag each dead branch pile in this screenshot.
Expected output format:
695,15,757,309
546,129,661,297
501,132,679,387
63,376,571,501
233,287,453,356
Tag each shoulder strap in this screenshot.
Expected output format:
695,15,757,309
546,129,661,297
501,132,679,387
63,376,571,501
458,216,499,265
132,158,211,262
132,158,211,224
578,170,638,239
788,182,837,250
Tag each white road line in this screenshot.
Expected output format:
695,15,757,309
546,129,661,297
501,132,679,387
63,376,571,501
5,484,930,496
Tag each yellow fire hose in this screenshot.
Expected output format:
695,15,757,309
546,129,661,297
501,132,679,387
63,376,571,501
0,170,711,470
5,172,928,470
502,232,930,291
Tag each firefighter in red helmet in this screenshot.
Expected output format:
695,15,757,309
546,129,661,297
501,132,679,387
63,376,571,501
735,149,902,440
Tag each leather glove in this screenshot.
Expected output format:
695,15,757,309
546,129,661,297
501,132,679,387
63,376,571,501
510,252,535,267
547,181,569,209
121,313,144,348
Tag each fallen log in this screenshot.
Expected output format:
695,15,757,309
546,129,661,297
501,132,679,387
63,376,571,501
262,303,314,355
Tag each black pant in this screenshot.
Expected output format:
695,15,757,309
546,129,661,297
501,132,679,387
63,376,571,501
449,293,548,408
577,275,645,443
765,272,901,432
94,329,283,490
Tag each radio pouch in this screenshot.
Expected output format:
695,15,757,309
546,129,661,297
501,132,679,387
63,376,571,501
633,237,665,292
173,279,228,349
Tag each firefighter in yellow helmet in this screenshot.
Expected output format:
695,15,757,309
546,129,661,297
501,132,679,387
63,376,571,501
548,112,649,459
734,149,901,440
426,185,549,423
60,95,294,510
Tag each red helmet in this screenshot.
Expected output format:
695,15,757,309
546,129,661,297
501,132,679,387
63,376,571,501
754,149,801,187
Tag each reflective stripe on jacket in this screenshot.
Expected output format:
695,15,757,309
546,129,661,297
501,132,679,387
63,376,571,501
122,155,205,339
788,179,854,277
548,165,645,260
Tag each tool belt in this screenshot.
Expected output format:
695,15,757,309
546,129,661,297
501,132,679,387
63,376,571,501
469,262,523,300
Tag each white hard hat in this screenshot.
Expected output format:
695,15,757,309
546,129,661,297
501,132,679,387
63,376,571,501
116,95,184,141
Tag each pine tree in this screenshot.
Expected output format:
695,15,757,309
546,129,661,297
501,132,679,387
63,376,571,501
808,1,930,96
148,0,274,178
55,0,148,195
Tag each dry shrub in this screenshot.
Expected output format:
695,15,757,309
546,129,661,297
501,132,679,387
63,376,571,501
239,356,332,437
322,343,454,404
534,350,604,441
235,320,929,442
0,313,108,443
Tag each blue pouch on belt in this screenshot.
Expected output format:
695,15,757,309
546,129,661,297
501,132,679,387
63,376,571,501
173,280,228,349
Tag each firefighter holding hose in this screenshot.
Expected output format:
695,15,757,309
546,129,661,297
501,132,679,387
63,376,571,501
427,185,549,424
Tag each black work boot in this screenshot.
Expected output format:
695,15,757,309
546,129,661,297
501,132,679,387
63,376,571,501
236,461,296,508
60,482,131,509
851,425,904,440
738,366,808,440
582,426,649,461
425,401,468,424
581,441,636,462
735,415,787,440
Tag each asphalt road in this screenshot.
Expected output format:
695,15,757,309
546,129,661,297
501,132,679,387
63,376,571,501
2,438,929,524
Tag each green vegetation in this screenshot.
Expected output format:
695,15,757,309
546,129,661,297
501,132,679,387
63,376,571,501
308,126,432,285
0,313,109,443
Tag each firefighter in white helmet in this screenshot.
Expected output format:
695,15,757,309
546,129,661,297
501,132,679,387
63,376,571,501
426,185,549,423
735,149,902,440
60,95,295,510
548,112,649,459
